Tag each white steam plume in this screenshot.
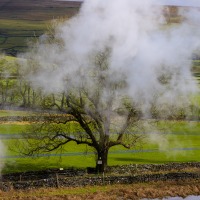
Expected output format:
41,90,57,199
0,56,5,174
22,0,200,117
0,140,5,174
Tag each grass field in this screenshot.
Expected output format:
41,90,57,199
3,142,200,174
1,114,200,174
0,19,48,55
0,57,199,174
0,79,198,174
0,0,80,55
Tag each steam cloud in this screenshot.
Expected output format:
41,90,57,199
0,54,5,174
0,140,5,174
22,0,200,116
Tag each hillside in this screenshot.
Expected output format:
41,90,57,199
0,1,181,56
0,0,81,20
0,0,82,55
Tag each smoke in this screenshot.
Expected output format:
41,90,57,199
0,55,7,174
0,140,5,174
21,0,200,119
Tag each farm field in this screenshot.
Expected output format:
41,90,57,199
0,55,200,174
0,19,46,55
1,114,200,174
0,0,81,55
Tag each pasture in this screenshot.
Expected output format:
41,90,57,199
0,19,48,56
0,0,80,55
1,112,200,174
0,55,200,174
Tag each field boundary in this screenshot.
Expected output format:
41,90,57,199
0,172,200,191
1,162,200,191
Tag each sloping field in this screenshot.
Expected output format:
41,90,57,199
0,1,182,55
0,0,81,55
0,0,81,20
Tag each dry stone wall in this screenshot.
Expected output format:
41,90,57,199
0,163,200,191
0,172,200,191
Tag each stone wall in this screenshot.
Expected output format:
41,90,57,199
0,163,200,191
0,172,200,191
106,162,200,175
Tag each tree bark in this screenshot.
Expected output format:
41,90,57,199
96,148,108,173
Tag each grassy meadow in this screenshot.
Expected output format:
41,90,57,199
0,0,80,55
0,56,200,174
0,19,48,55
1,113,200,174
0,62,200,173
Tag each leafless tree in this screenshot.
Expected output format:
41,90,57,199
19,50,145,173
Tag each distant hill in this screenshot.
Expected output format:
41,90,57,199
0,1,82,55
0,1,182,56
0,0,82,20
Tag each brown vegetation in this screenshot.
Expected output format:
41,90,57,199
0,180,200,199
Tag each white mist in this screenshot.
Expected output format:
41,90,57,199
20,0,200,153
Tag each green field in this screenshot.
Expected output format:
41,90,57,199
0,0,80,56
0,79,198,174
0,56,199,174
1,116,200,174
0,19,47,55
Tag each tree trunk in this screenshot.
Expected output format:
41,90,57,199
96,148,108,173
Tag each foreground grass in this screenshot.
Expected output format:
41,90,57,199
0,110,200,173
1,119,200,174
3,148,200,174
1,180,200,199
2,137,200,174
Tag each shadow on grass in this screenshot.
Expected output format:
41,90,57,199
114,157,200,164
2,157,64,174
114,157,173,164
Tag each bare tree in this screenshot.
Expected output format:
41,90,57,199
19,50,144,173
